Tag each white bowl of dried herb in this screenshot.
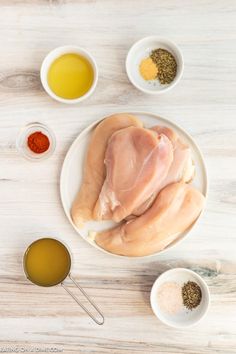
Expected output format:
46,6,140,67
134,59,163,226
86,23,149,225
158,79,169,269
126,36,184,94
150,268,210,328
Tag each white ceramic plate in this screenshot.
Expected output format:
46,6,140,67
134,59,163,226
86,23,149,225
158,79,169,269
60,112,207,258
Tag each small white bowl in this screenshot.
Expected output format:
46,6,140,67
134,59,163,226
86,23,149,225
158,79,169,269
126,36,184,94
150,268,210,328
40,45,98,104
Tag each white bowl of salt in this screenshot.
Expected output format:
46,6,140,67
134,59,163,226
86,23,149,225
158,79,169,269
150,268,210,328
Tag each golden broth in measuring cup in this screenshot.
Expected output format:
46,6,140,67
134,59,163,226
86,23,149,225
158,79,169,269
47,53,94,100
23,237,104,325
24,238,71,286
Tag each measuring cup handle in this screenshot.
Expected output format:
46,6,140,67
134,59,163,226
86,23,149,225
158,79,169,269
61,274,104,325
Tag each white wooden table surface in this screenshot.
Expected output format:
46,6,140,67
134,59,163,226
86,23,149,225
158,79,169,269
0,1,236,353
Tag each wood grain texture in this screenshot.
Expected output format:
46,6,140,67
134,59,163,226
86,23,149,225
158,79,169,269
0,0,236,353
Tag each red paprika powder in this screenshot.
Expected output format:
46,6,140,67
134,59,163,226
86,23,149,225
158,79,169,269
27,131,50,154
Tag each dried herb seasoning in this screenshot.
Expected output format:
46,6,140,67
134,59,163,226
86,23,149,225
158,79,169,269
150,48,177,84
182,281,202,310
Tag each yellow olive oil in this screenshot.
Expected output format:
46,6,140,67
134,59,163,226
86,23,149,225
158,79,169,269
24,238,71,287
47,53,94,99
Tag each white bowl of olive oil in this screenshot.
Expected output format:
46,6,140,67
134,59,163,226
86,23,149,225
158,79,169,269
40,46,98,104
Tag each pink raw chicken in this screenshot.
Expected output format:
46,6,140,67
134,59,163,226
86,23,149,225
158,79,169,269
71,114,143,227
93,126,173,222
152,126,195,185
95,182,205,257
132,126,195,217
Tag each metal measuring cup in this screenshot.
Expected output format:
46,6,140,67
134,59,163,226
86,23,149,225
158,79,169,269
23,238,104,325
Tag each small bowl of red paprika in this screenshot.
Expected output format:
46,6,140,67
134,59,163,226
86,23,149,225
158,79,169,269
16,123,56,161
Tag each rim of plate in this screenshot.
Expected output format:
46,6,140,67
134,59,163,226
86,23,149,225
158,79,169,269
60,112,208,259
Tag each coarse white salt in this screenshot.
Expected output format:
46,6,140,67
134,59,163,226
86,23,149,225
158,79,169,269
157,281,183,315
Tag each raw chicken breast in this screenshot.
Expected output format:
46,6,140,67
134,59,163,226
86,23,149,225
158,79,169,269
152,126,195,184
132,126,195,216
95,182,205,257
71,114,143,227
93,127,173,222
